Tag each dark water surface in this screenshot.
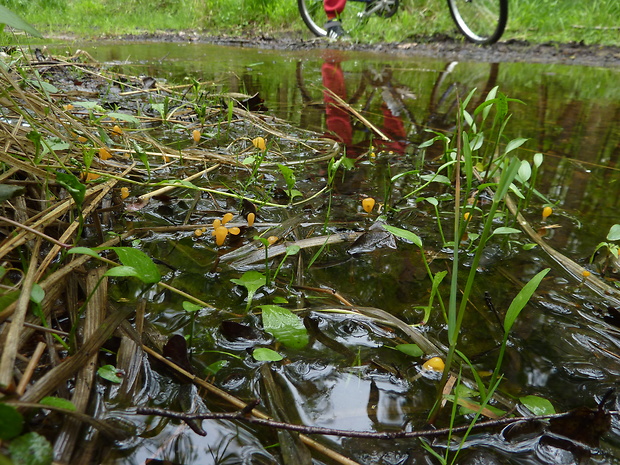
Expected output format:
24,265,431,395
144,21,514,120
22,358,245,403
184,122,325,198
49,42,620,464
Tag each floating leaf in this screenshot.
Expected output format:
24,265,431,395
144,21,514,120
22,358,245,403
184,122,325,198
182,301,203,313
97,365,123,384
231,270,266,311
520,395,555,415
395,344,423,358
39,397,76,412
0,403,23,440
253,348,283,362
260,305,308,350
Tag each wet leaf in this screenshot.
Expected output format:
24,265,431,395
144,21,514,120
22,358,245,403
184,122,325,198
382,224,422,248
39,397,76,412
98,365,123,384
395,344,423,357
56,171,85,207
220,320,260,341
107,247,161,284
8,432,52,465
253,347,283,362
182,301,202,313
260,305,308,350
163,335,193,374
548,406,611,447
0,403,23,439
205,360,228,375
231,270,266,311
520,395,555,415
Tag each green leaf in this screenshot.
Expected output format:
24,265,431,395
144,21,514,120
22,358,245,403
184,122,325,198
66,247,100,258
56,171,85,207
0,403,23,440
97,365,123,384
39,397,76,412
395,344,423,358
382,224,422,248
277,164,296,192
533,153,544,168
231,270,266,311
517,160,531,182
260,305,308,350
72,101,106,112
29,284,45,305
8,432,52,465
0,184,25,203
520,395,555,415
492,227,521,236
504,268,550,334
0,5,42,37
0,290,20,312
252,347,283,362
607,224,620,241
204,360,228,375
104,266,140,278
420,174,451,185
107,112,140,125
504,138,528,154
107,247,161,284
182,301,203,313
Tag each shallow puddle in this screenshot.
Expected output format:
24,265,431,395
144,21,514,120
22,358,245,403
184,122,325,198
36,42,620,464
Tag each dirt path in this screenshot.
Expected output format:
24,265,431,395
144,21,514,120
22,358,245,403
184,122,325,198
102,31,620,67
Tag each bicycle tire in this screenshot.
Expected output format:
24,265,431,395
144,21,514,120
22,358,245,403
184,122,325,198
297,0,373,37
447,0,508,45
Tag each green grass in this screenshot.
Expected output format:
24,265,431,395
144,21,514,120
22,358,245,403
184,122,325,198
2,0,619,45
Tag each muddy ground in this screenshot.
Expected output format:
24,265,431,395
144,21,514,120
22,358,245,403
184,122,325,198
90,30,620,67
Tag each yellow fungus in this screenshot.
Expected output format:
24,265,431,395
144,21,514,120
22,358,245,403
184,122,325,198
229,227,241,235
222,212,234,225
83,172,100,182
215,226,229,246
63,104,74,111
192,129,201,143
247,212,256,227
463,212,472,221
213,219,222,229
77,135,88,143
252,136,266,151
120,187,129,199
362,197,376,213
112,125,123,135
582,270,591,278
194,229,203,237
542,206,553,221
422,357,445,372
99,147,112,160
267,236,278,245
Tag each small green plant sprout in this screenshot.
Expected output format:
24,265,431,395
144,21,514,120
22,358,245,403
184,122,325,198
590,224,620,274
272,245,301,282
519,395,555,416
231,270,267,312
259,305,308,349
277,163,302,202
97,365,123,384
252,347,284,362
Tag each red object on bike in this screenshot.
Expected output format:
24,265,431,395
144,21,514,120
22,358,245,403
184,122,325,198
324,0,346,20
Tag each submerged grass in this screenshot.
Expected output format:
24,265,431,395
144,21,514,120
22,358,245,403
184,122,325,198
2,0,619,45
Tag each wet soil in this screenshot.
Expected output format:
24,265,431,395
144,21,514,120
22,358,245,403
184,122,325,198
85,30,620,67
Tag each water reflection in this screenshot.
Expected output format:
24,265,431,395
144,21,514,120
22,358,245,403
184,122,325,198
42,41,620,464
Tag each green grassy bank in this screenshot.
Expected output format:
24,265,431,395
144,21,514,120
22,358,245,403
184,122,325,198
1,0,619,45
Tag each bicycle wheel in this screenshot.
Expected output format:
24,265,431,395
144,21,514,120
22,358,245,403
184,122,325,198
447,0,508,45
297,0,376,37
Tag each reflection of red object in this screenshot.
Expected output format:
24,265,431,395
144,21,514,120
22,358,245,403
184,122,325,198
324,0,347,19
321,60,407,156
322,61,352,146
